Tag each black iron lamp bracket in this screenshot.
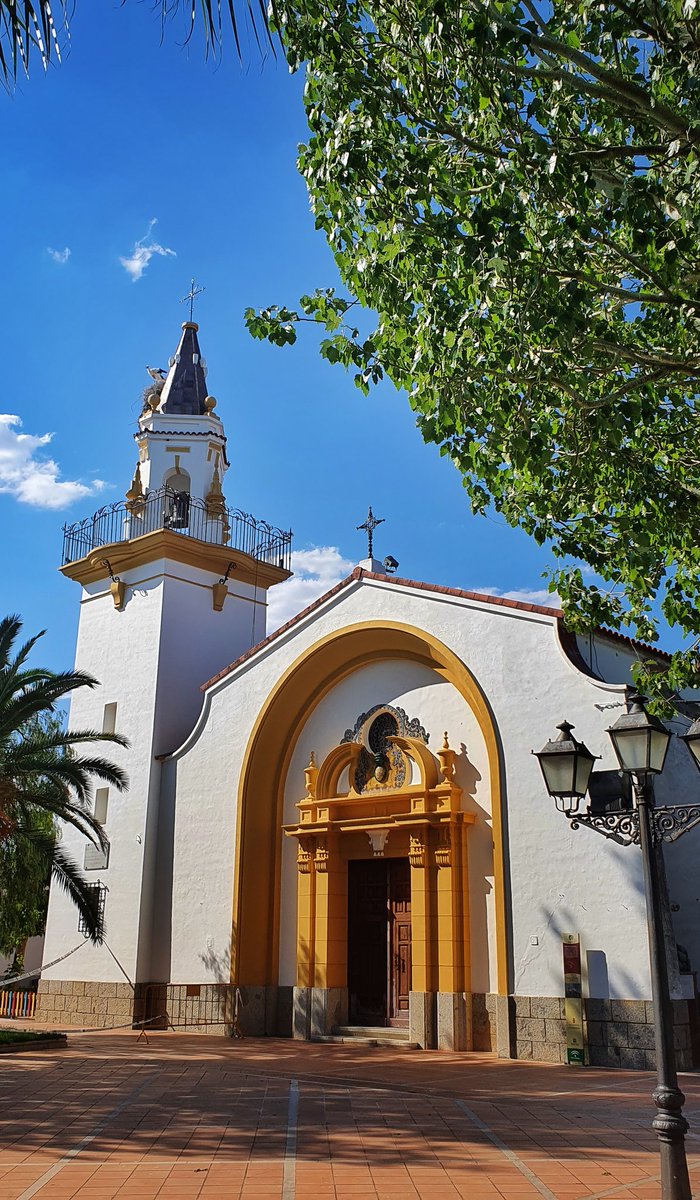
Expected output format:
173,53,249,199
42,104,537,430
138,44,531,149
652,804,700,843
569,804,700,847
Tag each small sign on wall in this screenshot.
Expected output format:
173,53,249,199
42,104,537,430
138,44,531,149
563,932,585,1066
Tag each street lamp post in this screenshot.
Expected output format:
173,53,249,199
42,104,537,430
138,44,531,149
534,695,700,1200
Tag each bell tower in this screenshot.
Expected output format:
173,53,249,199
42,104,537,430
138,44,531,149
130,320,228,526
39,316,292,1007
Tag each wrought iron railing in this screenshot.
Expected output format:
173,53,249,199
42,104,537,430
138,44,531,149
62,485,292,571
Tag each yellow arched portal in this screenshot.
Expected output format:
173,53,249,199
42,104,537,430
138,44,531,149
230,621,508,1001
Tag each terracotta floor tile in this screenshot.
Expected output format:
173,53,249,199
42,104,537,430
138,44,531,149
2,1031,694,1200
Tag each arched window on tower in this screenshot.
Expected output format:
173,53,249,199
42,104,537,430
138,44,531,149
163,468,191,530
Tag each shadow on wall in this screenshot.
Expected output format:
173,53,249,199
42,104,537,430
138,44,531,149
453,742,481,801
528,899,644,1001
199,944,232,983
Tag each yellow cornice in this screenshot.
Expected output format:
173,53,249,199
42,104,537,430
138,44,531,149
60,529,291,590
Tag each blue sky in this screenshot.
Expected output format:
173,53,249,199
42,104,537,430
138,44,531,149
0,5,679,672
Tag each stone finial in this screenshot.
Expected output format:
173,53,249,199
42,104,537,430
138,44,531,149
205,466,227,525
206,465,223,499
437,730,456,782
304,750,319,799
125,463,145,514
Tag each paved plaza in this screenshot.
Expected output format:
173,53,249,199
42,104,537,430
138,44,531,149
0,1032,699,1200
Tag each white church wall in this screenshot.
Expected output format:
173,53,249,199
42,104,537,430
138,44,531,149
154,564,266,756
43,548,273,990
574,630,650,684
278,658,494,991
165,574,700,1002
42,576,165,985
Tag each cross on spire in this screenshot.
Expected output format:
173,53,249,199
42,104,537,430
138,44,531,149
181,278,205,323
356,506,385,559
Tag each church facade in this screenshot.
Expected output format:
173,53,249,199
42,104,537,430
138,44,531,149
38,322,700,1069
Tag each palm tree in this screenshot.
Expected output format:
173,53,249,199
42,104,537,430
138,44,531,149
0,614,128,944
0,0,273,86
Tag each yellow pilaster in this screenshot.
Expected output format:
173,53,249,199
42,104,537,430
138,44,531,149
296,838,315,988
436,823,464,995
460,822,471,995
313,836,346,988
409,829,435,993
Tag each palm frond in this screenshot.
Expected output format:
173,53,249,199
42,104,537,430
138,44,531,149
14,819,105,944
13,792,107,849
0,0,276,87
178,0,274,60
12,728,128,756
0,615,22,668
0,614,126,857
49,845,105,945
0,671,101,738
8,754,127,800
0,0,69,86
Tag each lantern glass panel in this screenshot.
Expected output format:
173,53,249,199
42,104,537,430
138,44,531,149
574,752,595,796
610,727,651,773
540,752,577,797
610,725,670,775
685,731,700,769
649,727,671,774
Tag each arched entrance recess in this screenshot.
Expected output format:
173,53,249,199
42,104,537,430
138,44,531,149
230,621,509,1003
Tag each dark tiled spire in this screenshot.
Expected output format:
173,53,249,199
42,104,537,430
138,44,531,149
158,322,208,416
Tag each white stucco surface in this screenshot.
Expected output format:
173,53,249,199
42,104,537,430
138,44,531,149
163,574,700,999
42,578,164,984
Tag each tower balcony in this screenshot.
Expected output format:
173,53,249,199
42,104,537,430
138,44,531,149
61,485,293,582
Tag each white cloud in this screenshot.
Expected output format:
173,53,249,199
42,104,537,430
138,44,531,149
475,585,561,607
0,415,105,509
47,247,71,265
120,218,176,282
267,546,354,632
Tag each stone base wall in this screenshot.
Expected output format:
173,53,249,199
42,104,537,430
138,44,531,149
36,980,135,1028
514,994,693,1070
293,987,348,1040
35,981,289,1036
470,993,498,1052
35,981,694,1068
586,998,693,1071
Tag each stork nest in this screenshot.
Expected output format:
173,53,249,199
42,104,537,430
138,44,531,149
141,377,165,412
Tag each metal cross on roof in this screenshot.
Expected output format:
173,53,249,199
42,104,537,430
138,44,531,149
181,278,205,322
356,506,385,559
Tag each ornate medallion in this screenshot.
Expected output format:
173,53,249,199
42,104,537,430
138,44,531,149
341,703,428,792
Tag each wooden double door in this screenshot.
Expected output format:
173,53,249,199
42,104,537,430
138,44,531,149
347,857,411,1026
